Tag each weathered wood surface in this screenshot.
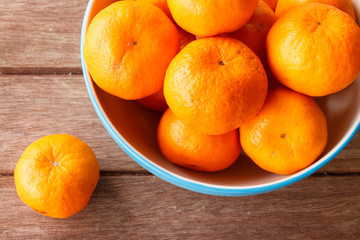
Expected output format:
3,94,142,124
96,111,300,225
1,175,359,239
0,75,141,173
0,0,85,74
1,0,360,239
1,75,360,174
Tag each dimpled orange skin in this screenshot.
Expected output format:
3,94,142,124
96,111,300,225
158,109,241,172
264,0,278,10
276,0,355,19
137,27,195,111
240,88,328,175
124,0,174,21
225,1,278,66
167,0,259,37
14,134,100,219
267,3,360,97
164,37,268,135
84,1,179,100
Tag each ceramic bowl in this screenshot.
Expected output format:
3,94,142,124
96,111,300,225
80,0,360,196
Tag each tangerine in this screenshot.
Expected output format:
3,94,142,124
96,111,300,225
84,1,179,100
167,0,259,36
14,134,100,218
240,87,328,175
158,109,241,172
267,3,360,96
276,0,355,19
164,37,268,135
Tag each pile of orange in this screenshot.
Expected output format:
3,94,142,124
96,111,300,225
84,0,360,175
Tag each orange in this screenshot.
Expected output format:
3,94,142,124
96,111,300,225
14,134,100,219
275,0,356,19
137,89,168,112
225,1,278,67
164,37,268,135
264,0,278,10
137,27,195,111
240,87,328,175
84,1,179,100
167,0,259,37
158,109,241,172
267,3,360,96
124,0,174,21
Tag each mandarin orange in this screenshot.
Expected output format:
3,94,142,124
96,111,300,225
164,37,268,135
84,1,179,100
264,0,278,10
137,27,195,111
276,0,355,19
240,87,328,175
14,134,100,218
267,3,360,96
167,0,259,37
137,90,168,112
158,109,241,172
124,0,174,21
225,1,278,67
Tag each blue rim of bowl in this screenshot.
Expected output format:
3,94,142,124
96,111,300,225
80,0,360,196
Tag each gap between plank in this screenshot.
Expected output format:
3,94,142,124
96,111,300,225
100,170,152,177
0,170,152,177
1,171,360,177
311,172,360,177
0,67,83,75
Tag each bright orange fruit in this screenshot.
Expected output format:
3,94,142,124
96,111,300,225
14,134,100,218
84,1,179,100
137,27,195,111
167,0,259,37
225,1,278,67
276,0,356,19
267,3,360,96
124,0,174,21
240,87,328,175
264,0,278,10
164,37,268,135
158,109,241,172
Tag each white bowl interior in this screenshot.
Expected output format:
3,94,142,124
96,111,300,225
83,0,360,187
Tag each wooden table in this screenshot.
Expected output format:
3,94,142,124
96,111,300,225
1,1,360,239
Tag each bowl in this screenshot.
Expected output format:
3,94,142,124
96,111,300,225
80,0,360,196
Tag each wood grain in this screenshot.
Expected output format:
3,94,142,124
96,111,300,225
1,175,359,239
0,0,359,238
0,75,141,172
1,74,360,174
0,0,85,74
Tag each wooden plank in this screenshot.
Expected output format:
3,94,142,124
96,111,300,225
0,0,86,73
1,74,360,174
321,132,360,173
0,74,141,172
0,175,359,239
